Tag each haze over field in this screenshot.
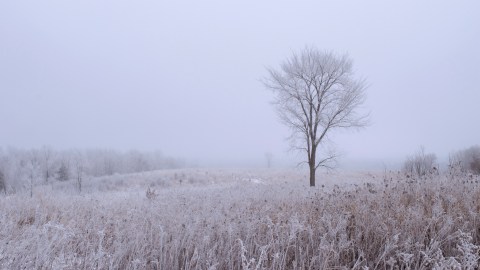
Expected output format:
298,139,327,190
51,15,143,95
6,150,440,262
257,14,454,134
1,1,479,168
2,2,480,268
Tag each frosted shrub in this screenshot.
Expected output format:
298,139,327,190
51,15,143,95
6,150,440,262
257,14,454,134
456,231,479,269
145,187,158,200
403,147,438,178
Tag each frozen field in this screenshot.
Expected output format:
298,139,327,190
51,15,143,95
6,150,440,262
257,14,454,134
1,169,479,269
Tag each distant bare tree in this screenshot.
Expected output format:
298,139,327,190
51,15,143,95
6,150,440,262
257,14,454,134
0,169,5,195
127,150,150,173
0,150,6,195
264,47,368,186
265,152,273,168
472,155,480,174
72,151,85,193
41,145,54,183
56,162,69,181
102,150,117,175
27,150,41,197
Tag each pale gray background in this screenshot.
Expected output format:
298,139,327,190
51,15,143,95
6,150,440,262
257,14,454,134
1,1,479,168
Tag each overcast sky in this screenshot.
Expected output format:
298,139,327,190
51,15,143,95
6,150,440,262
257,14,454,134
1,1,479,168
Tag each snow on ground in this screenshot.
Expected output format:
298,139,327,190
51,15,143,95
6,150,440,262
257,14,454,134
46,168,384,194
2,168,479,269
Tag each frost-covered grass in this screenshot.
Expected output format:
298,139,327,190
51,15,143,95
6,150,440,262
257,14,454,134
1,169,480,269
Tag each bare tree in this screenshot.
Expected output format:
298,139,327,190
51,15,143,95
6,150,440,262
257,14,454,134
0,150,6,195
27,150,41,197
72,151,85,193
127,150,150,173
56,162,70,181
264,47,368,186
0,169,5,195
41,145,54,183
265,152,273,168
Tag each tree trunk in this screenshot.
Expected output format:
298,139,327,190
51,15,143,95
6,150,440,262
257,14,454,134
309,145,317,186
309,164,316,186
77,175,82,193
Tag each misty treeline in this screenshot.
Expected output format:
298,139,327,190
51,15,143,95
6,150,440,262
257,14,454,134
402,145,480,178
449,145,480,174
0,146,184,194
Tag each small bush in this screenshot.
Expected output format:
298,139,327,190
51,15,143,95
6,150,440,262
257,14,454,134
56,163,69,181
403,147,437,178
145,187,158,200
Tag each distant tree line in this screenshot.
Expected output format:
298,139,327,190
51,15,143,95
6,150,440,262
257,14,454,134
448,145,480,175
0,147,184,195
402,145,480,178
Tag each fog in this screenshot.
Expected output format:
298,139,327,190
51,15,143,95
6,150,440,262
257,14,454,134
1,1,479,168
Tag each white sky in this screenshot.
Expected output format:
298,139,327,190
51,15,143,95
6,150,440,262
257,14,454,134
1,1,479,167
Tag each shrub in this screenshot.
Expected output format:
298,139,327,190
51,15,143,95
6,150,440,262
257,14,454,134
402,147,437,178
56,163,69,181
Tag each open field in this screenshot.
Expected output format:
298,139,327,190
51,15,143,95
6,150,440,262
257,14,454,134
1,169,480,269
2,1,479,269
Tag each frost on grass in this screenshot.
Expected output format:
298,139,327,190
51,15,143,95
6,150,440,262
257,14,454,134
0,169,480,269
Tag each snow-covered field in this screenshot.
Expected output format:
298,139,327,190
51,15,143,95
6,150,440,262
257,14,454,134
1,169,479,269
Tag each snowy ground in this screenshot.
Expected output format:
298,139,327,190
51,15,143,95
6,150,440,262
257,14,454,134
1,168,479,269
45,168,384,193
